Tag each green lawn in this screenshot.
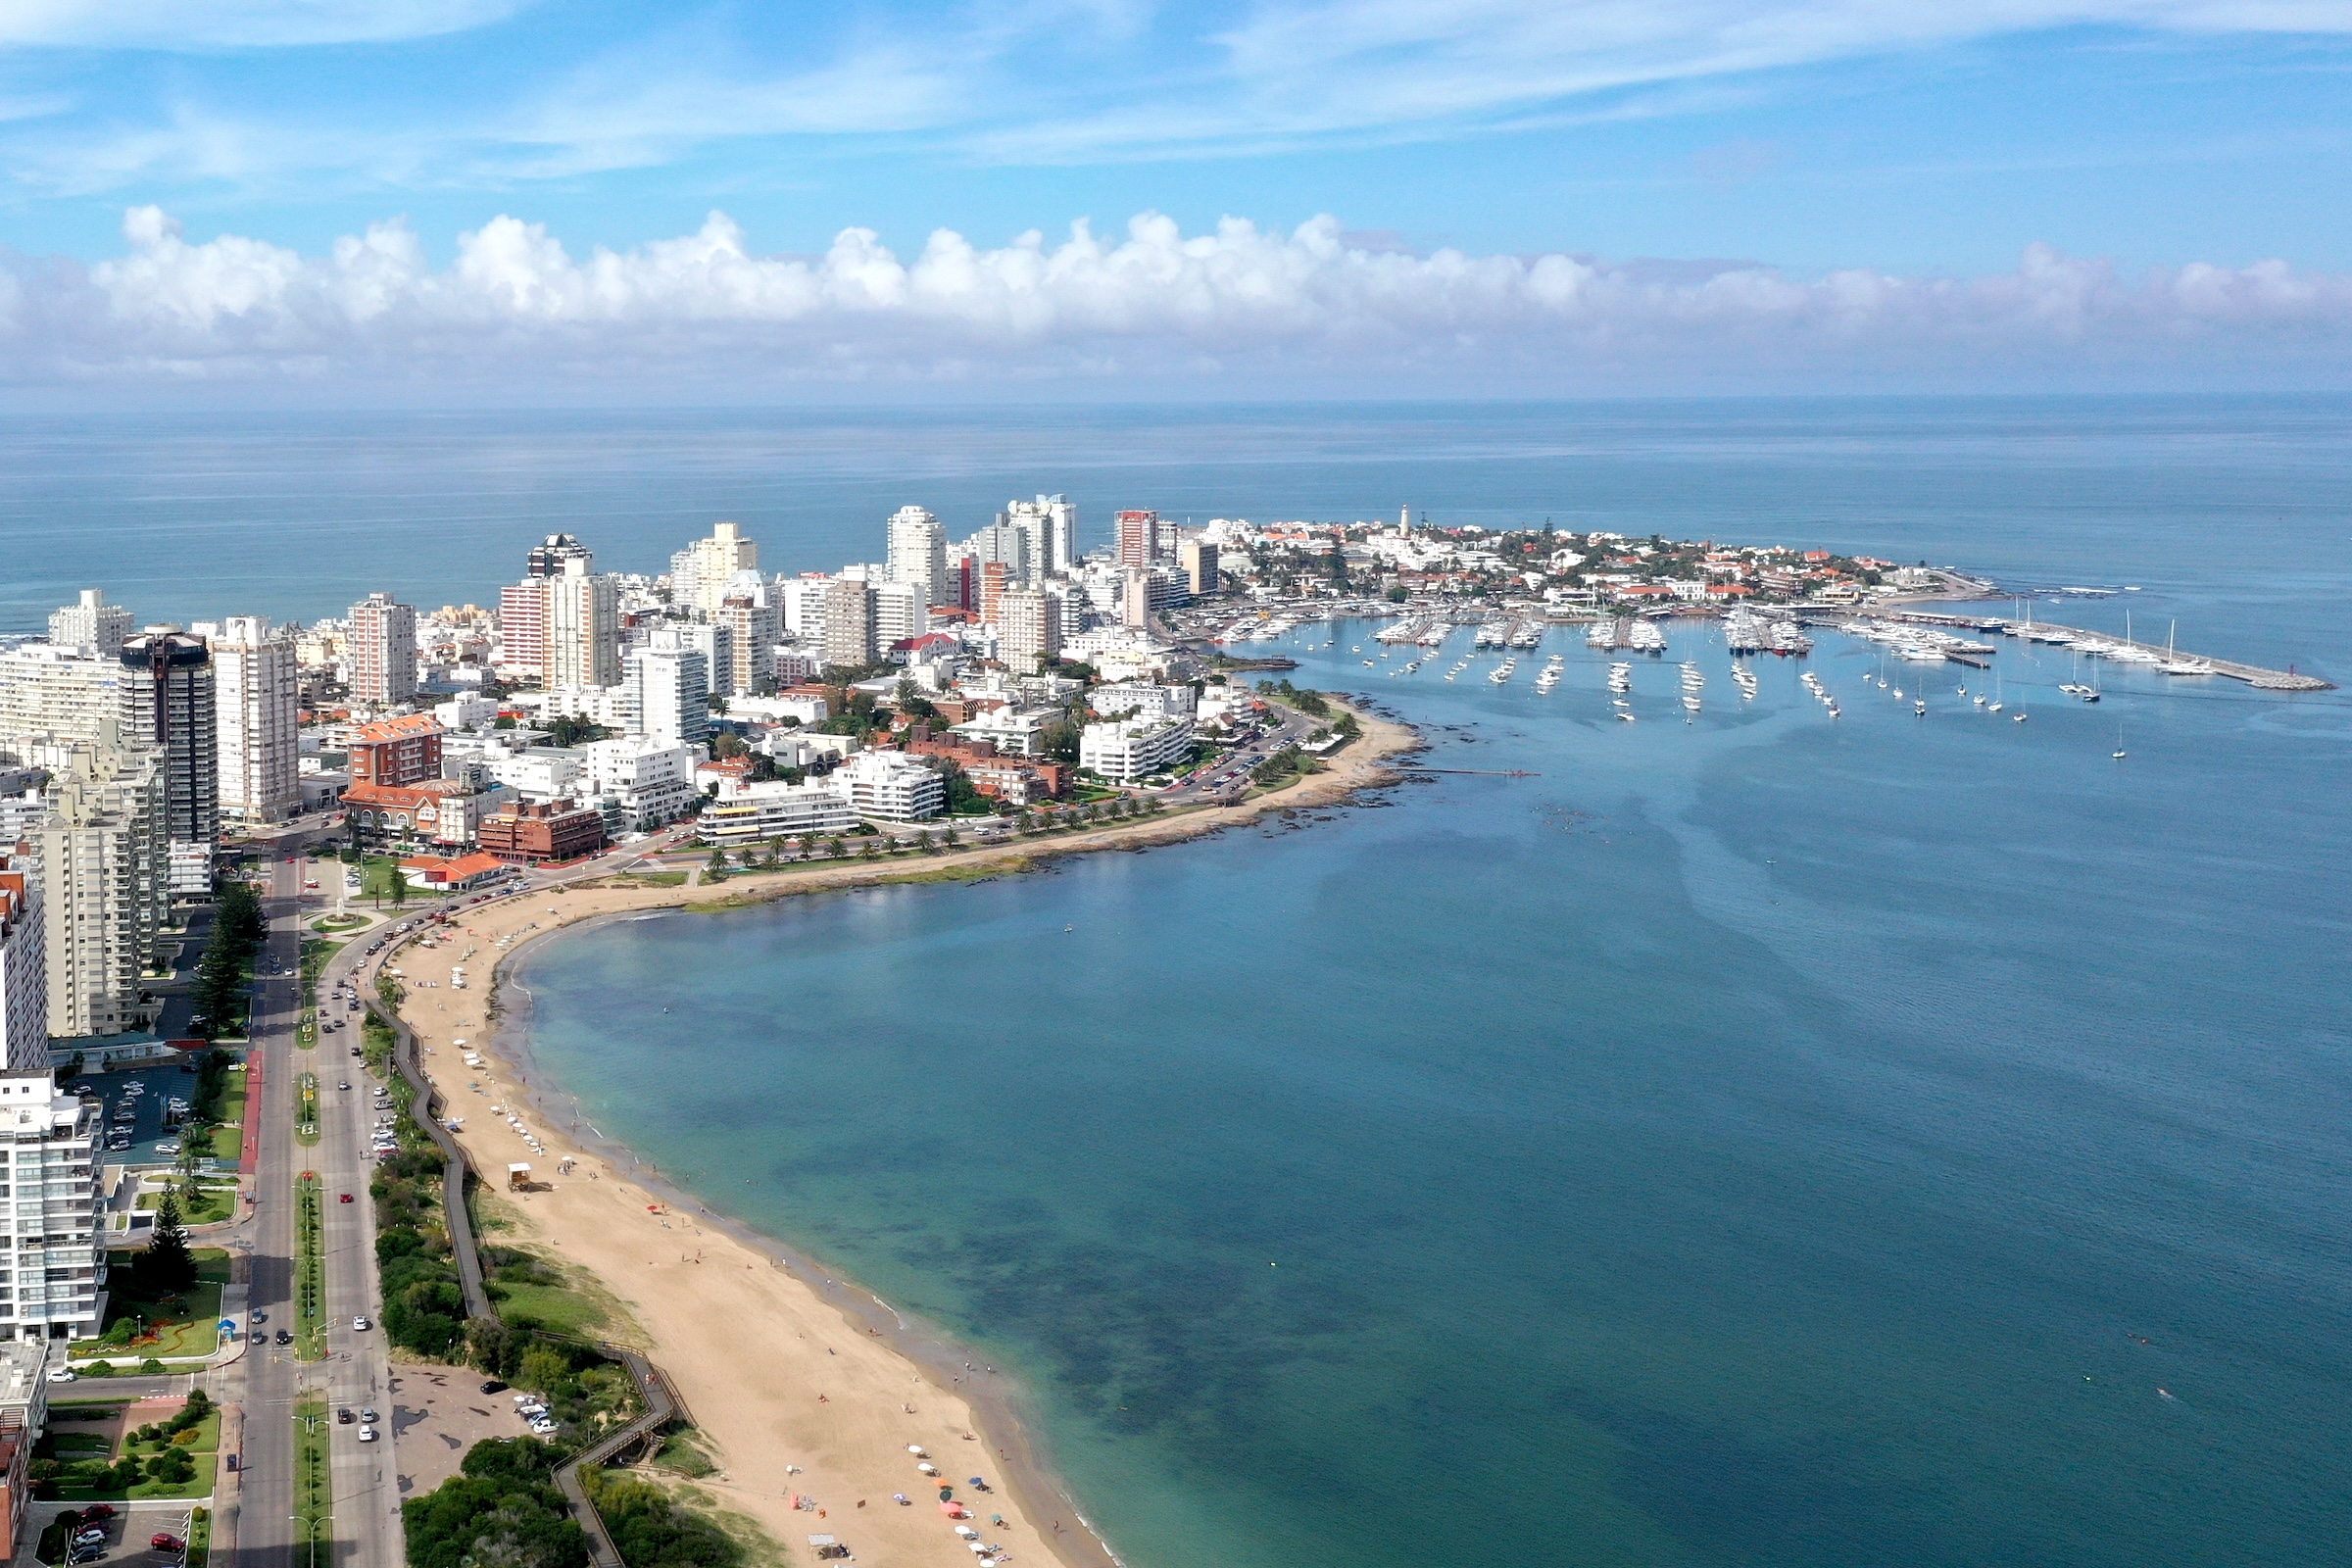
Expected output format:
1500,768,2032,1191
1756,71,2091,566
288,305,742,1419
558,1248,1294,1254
627,870,690,887
294,1176,326,1360
486,1279,608,1337
293,1394,331,1568
135,1183,238,1226
49,1406,221,1500
208,1067,246,1161
77,1250,229,1361
310,913,369,933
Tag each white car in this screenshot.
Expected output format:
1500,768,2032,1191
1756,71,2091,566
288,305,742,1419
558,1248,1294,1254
358,1425,377,1443
45,1366,74,1383
352,1316,371,1331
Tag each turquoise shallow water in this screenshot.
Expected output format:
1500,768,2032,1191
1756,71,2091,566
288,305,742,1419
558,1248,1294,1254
9,399,2348,1566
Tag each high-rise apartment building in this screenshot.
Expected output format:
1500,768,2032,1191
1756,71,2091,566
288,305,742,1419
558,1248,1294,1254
498,582,548,679
24,730,166,1040
47,591,131,659
885,507,947,609
0,1069,107,1340
349,593,418,705
624,634,710,750
670,522,759,614
979,562,1009,628
962,520,1032,584
869,580,921,655
119,633,217,855
1179,539,1221,600
0,646,124,740
1002,495,1077,577
526,533,594,578
997,587,1060,674
713,592,781,697
0,861,45,1071
1116,510,1161,566
545,558,620,689
212,616,300,823
820,579,874,670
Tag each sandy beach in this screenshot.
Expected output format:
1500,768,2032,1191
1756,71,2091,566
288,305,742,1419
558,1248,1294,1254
369,709,1417,1568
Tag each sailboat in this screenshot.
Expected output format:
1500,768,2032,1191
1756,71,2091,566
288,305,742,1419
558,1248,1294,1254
2113,724,2127,760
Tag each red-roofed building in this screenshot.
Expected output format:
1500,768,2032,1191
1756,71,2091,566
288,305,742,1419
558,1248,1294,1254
348,712,445,788
397,851,510,891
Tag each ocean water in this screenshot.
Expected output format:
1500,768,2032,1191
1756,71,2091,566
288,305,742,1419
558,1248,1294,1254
9,401,2349,1566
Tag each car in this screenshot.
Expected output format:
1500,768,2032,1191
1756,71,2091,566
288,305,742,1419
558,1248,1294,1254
353,1315,372,1330
358,1425,377,1443
73,1530,107,1548
274,1330,292,1345
67,1547,103,1564
251,1309,267,1323
350,1047,363,1056
337,1080,351,1090
479,1379,508,1394
150,1537,184,1553
338,1193,353,1203
79,1506,115,1522
359,1406,377,1422
337,1408,354,1424
46,1365,75,1383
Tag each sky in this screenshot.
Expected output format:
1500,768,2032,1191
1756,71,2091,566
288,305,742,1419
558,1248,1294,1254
2,0,2350,398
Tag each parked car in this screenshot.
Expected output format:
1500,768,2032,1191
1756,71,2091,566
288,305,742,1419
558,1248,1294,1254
151,1536,184,1552
79,1506,116,1522
479,1379,508,1394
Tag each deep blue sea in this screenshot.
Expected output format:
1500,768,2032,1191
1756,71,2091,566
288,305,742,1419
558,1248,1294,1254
8,401,2348,1567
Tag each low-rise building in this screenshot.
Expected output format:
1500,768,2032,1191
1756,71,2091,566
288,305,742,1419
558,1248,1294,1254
1080,716,1196,783
478,800,607,863
698,778,859,847
949,706,1054,758
1089,682,1196,723
339,779,506,849
835,750,945,821
578,737,698,831
396,852,511,891
346,713,444,789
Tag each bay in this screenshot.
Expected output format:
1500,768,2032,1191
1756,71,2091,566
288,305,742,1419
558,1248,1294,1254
8,399,2348,1565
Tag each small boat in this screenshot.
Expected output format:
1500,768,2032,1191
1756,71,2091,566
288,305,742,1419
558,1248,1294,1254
2013,711,2029,722
1914,700,1927,715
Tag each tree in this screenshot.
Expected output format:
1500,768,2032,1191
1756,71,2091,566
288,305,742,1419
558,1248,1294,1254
389,869,408,907
175,1126,209,1202
706,849,728,879
146,1192,196,1293
1386,584,1409,603
942,825,960,847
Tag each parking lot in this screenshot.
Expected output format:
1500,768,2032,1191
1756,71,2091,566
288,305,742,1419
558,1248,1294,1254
14,1502,197,1568
386,1362,517,1497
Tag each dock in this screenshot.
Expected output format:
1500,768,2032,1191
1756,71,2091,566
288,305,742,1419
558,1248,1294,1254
1808,610,2333,691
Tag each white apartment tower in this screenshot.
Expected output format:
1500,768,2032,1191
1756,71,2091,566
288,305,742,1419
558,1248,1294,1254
624,634,710,750
26,731,166,1040
0,1071,107,1340
1003,496,1075,578
885,507,948,609
546,558,621,689
349,593,418,705
47,592,132,659
0,645,124,740
0,862,45,1072
212,616,301,823
670,522,760,615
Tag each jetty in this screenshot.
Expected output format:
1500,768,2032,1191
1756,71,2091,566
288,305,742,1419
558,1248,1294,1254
1808,610,2333,691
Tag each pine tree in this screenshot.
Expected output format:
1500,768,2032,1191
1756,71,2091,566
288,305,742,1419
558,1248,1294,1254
146,1192,197,1293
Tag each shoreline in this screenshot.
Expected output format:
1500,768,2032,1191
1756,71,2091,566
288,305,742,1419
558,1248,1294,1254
377,703,1420,1568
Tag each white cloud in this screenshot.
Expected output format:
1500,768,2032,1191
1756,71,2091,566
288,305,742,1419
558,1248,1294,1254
0,0,524,49
5,205,2348,393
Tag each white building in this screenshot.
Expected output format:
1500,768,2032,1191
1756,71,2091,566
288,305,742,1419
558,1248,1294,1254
483,747,585,804
1089,683,1195,723
1080,716,1196,782
0,860,45,1071
712,591,781,697
698,777,858,847
434,694,501,732
0,645,125,741
669,521,760,615
19,731,166,1040
348,593,418,705
0,1072,106,1340
835,750,945,821
47,591,131,659
624,635,711,750
213,616,301,823
885,506,948,609
545,557,621,690
948,706,1054,758
579,738,698,830
870,580,922,654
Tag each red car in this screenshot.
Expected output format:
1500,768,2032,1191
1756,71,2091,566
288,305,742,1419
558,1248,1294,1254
79,1506,115,1522
338,1193,354,1203
152,1535,184,1552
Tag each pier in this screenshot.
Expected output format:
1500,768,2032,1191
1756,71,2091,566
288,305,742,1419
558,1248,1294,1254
1809,611,2333,691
